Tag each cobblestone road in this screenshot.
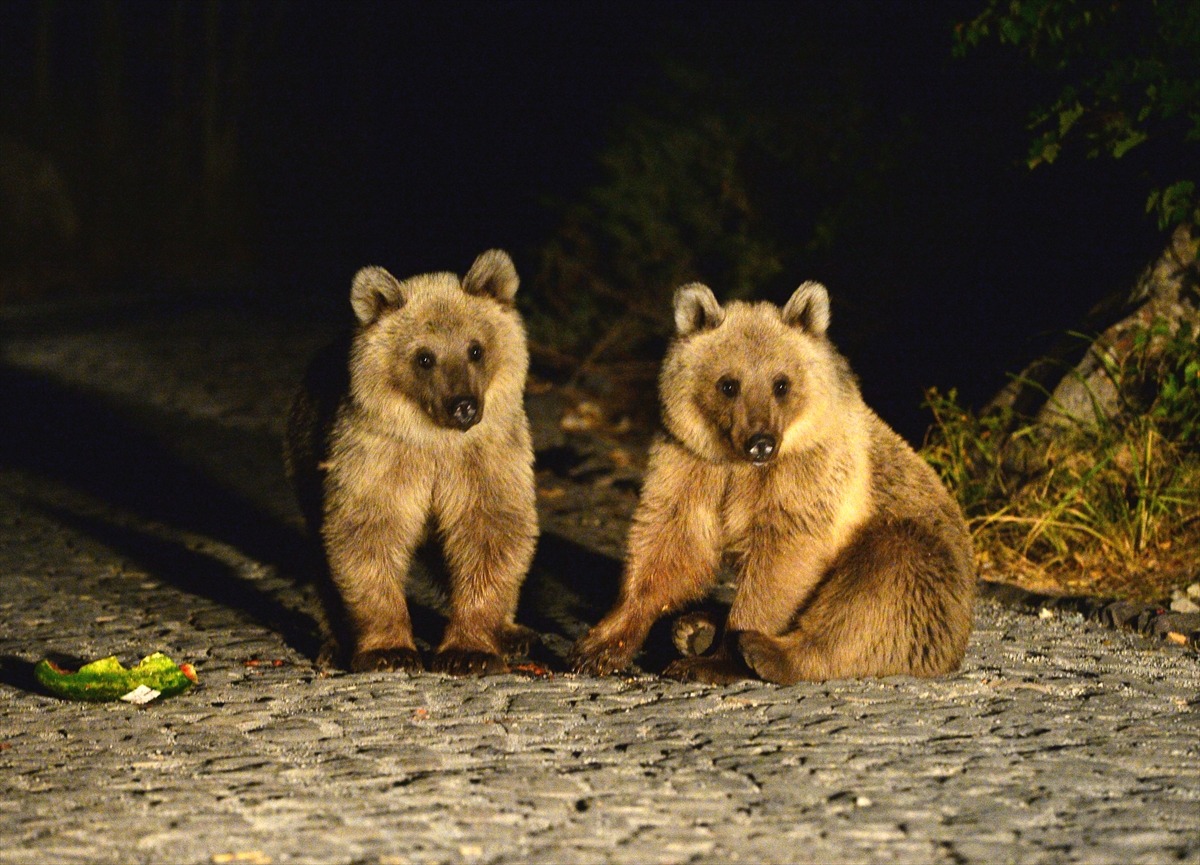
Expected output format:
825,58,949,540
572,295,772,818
2,292,1197,864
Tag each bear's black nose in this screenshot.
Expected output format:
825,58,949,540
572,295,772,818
745,433,776,463
448,396,479,429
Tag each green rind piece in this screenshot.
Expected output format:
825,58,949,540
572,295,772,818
34,652,197,702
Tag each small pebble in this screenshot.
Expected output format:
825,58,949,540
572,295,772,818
1170,590,1200,614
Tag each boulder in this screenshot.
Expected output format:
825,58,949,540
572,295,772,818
989,223,1198,443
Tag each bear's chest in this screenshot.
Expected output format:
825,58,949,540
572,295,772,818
718,457,858,547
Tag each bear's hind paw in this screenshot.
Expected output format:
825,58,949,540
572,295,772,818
736,631,797,684
672,611,720,657
663,654,750,685
497,624,541,659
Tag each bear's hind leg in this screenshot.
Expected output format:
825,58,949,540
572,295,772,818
661,611,754,684
739,516,973,684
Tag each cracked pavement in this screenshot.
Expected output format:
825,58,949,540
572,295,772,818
1,291,1198,864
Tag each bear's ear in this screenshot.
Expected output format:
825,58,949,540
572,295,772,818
674,283,725,336
462,249,519,306
781,281,830,336
351,266,407,325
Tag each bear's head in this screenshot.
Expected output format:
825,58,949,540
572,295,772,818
660,281,856,464
346,249,528,436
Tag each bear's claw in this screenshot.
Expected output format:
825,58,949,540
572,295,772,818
350,647,424,674
431,649,508,677
568,641,634,677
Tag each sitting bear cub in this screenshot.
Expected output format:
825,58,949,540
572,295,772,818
285,250,538,675
571,280,975,684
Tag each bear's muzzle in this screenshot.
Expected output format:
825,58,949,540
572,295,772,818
446,395,481,430
744,433,777,464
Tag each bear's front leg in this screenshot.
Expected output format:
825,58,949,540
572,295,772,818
324,517,424,674
571,546,723,675
569,597,658,677
570,442,725,676
432,454,538,676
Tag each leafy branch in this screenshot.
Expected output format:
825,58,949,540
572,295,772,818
955,0,1200,229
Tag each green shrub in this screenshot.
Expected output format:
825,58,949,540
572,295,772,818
954,0,1200,230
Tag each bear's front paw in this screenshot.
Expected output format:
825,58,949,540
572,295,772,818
672,611,720,657
663,654,750,685
736,631,794,684
497,624,541,659
568,634,635,677
316,638,343,673
350,647,424,674
431,649,508,677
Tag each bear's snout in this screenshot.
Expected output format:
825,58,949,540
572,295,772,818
744,433,777,464
446,395,481,430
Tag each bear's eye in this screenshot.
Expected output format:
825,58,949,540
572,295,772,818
468,341,484,363
718,377,740,398
774,376,790,398
415,350,436,370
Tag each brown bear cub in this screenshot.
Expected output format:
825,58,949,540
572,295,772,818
285,250,538,675
570,280,975,684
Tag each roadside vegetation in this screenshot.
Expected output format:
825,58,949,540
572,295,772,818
937,0,1200,600
922,319,1200,600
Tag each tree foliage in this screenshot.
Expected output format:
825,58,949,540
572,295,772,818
955,0,1200,229
1,1,273,291
529,65,786,369
528,58,909,372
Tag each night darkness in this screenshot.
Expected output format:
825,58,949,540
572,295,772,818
0,0,1170,441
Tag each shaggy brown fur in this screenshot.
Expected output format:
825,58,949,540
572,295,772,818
285,250,538,675
570,281,975,684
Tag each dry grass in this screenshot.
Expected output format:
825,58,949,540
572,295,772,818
922,320,1200,602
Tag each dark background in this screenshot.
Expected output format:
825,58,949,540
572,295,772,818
0,0,1169,441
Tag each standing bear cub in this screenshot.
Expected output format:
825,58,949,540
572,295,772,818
570,280,975,684
285,250,539,675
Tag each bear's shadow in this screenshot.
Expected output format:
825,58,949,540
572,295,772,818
1,363,323,662
0,361,679,677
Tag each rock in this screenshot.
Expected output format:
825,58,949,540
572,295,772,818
1148,612,1200,645
1098,600,1150,630
1101,600,1200,646
1133,606,1164,636
989,223,1200,436
1170,590,1200,614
